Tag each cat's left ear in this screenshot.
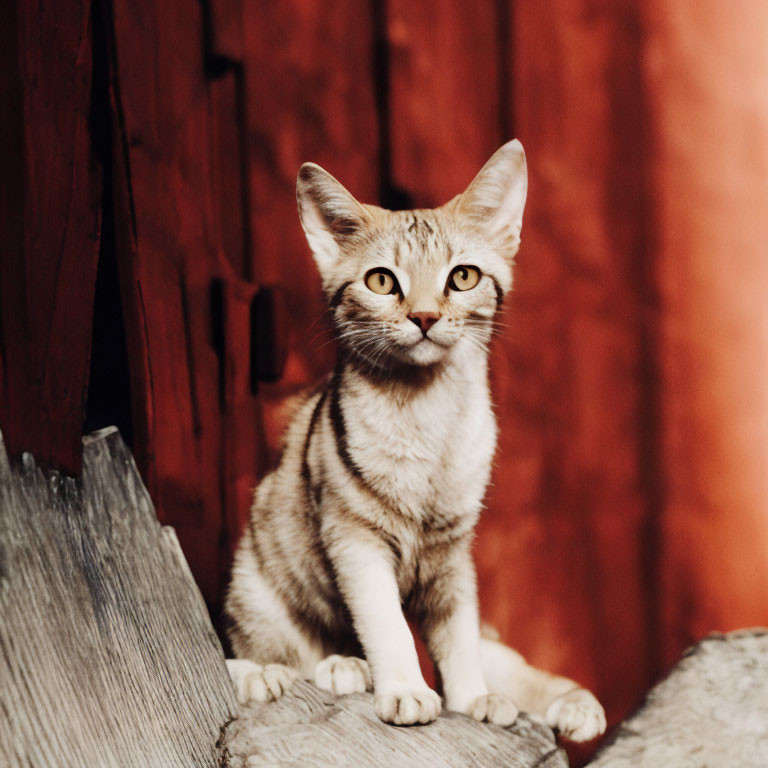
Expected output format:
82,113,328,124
455,139,527,259
296,163,372,275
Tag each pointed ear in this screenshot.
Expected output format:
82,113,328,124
296,163,371,274
455,140,527,258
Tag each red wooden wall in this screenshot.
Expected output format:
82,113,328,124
3,0,768,753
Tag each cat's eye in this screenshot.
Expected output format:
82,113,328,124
448,265,481,292
365,268,399,295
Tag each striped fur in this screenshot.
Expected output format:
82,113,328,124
225,141,606,739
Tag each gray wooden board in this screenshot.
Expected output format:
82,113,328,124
588,629,768,767
0,427,237,767
222,680,567,768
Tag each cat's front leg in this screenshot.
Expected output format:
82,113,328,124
418,541,518,727
328,530,441,725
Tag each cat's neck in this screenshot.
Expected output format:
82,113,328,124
336,338,490,401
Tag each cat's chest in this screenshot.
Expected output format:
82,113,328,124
342,375,495,516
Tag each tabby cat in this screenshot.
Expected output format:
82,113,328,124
225,141,606,741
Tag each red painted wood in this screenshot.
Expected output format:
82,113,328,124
488,0,653,728
208,0,244,63
242,0,381,462
220,272,265,568
386,0,504,207
642,0,768,668
211,71,250,281
108,0,245,606
0,0,101,474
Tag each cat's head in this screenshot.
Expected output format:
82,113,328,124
296,141,527,369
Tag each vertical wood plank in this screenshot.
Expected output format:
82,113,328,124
385,0,504,207
207,0,244,64
480,0,654,727
243,0,381,460
108,0,231,606
641,0,768,667
0,0,101,473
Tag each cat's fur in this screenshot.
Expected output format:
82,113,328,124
225,141,606,740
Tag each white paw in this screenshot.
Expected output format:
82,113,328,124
466,693,519,726
545,687,606,742
226,659,297,705
374,687,442,725
314,655,372,696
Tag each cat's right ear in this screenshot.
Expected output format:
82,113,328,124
296,163,371,274
455,140,527,260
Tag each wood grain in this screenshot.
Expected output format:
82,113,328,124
0,427,236,767
107,0,262,608
223,680,567,768
386,0,504,207
589,629,768,767
0,0,101,473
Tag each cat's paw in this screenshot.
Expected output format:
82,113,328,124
466,692,519,726
374,687,442,725
545,687,606,742
226,659,298,705
314,654,372,695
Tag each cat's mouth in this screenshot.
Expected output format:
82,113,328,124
417,335,449,348
398,334,449,351
393,334,453,366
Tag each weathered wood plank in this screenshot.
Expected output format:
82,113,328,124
0,427,236,767
222,680,567,768
588,629,768,767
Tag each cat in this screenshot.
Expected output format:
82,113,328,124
225,140,606,741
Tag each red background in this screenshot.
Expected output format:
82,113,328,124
3,0,768,757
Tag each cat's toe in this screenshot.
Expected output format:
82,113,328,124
262,663,298,700
467,693,519,726
226,659,297,705
374,688,441,725
545,688,606,742
314,654,372,696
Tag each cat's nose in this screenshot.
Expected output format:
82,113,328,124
408,312,440,335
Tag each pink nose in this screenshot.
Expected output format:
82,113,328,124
408,312,440,334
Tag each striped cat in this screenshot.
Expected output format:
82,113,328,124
225,141,606,741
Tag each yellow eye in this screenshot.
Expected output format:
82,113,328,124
365,269,398,295
448,265,481,291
